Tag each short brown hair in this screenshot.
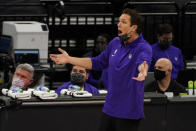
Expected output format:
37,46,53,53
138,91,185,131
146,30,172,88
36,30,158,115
122,8,143,34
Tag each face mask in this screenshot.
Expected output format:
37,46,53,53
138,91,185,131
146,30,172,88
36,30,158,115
70,73,85,86
154,69,166,81
159,40,172,50
10,77,25,92
120,33,131,45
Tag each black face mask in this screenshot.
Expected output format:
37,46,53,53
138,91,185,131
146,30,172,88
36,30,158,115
70,73,85,86
154,69,166,81
159,40,172,50
120,33,131,45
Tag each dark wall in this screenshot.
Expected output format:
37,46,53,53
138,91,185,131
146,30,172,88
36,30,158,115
0,0,196,60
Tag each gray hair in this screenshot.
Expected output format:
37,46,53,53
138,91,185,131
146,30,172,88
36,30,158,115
15,63,34,79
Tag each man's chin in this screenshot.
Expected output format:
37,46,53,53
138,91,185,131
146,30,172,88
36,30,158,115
118,34,123,37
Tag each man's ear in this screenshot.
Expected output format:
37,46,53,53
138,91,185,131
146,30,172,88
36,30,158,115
86,73,89,80
132,25,138,32
157,34,161,41
166,69,172,75
29,79,33,85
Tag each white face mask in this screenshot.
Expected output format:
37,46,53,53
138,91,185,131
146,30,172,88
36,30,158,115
11,77,25,89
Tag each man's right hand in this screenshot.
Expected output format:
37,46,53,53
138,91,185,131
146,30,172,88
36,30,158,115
50,48,69,64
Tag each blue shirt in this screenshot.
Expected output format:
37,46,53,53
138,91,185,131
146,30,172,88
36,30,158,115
149,42,184,79
56,81,99,95
91,34,152,119
87,65,108,89
86,55,108,89
101,69,108,89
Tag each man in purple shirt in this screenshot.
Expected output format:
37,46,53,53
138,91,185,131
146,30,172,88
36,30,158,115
56,65,99,95
50,8,152,131
149,24,184,79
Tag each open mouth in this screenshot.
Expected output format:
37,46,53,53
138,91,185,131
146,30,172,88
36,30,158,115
118,30,122,35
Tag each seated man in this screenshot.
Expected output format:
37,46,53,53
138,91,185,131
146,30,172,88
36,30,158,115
56,65,99,95
145,58,186,96
149,24,184,79
8,63,34,92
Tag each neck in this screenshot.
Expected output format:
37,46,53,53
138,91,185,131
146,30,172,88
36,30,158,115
127,33,139,43
22,86,27,90
157,76,171,92
81,84,85,89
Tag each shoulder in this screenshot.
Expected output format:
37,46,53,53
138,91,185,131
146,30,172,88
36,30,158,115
151,43,159,49
85,83,97,90
141,41,152,50
138,40,152,54
58,81,71,89
108,37,120,46
171,80,186,91
172,80,184,87
85,83,99,94
137,35,152,50
170,45,182,52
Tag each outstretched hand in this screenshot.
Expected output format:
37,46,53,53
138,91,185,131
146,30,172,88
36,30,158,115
50,48,69,64
132,61,148,81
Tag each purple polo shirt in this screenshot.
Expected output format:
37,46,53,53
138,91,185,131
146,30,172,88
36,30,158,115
91,34,152,119
56,81,99,95
149,42,184,79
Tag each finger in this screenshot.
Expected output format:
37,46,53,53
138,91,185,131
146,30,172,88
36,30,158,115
132,77,142,81
59,48,69,56
51,58,56,62
143,61,147,69
132,77,138,80
58,48,65,54
132,73,145,81
50,54,56,57
50,55,56,61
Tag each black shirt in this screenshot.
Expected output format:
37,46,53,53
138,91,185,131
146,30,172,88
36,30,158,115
145,79,187,96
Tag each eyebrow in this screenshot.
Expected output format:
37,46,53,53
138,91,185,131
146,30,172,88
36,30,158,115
155,65,163,68
73,69,85,72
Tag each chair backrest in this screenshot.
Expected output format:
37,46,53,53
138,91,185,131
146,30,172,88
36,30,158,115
144,72,155,87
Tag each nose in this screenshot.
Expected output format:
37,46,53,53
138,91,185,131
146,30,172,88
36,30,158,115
117,22,121,28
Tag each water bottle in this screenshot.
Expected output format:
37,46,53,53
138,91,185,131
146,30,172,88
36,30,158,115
68,84,81,91
10,86,23,93
194,81,196,95
188,80,193,95
37,86,50,92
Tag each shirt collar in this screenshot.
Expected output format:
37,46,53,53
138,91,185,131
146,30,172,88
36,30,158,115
123,33,144,48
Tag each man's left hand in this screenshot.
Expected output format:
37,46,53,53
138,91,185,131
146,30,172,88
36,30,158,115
132,61,148,81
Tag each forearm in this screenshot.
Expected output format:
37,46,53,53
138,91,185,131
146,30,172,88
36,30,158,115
68,57,92,70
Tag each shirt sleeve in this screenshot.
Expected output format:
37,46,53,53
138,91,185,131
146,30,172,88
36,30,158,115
91,40,113,70
136,43,152,70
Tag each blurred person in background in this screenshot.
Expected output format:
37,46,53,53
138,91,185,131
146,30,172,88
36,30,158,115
56,65,99,95
145,58,186,96
149,23,184,79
